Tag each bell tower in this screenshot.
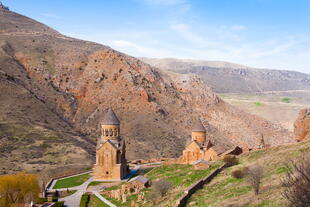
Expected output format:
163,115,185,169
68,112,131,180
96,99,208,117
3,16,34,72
100,108,120,141
93,108,128,180
191,119,207,144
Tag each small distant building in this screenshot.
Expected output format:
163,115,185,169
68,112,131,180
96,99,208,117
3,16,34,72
181,119,220,164
93,108,129,180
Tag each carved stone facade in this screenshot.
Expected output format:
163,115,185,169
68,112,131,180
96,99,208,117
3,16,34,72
181,120,219,164
93,108,128,180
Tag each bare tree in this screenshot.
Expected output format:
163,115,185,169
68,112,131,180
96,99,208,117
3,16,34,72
148,179,171,204
246,164,263,195
152,179,171,197
282,156,310,207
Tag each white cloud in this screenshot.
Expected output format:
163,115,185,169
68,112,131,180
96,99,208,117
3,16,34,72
230,25,246,31
109,40,174,57
170,23,188,31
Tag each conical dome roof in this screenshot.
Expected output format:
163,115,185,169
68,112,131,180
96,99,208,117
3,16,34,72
192,119,206,132
101,108,120,125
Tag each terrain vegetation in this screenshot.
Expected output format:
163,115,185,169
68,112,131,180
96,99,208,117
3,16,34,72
0,8,293,174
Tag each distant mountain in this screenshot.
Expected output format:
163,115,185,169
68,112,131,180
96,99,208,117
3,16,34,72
0,8,293,174
140,58,310,93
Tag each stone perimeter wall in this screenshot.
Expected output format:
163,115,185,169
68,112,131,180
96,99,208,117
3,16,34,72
173,164,227,207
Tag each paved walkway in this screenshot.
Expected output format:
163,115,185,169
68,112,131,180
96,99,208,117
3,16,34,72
58,177,93,207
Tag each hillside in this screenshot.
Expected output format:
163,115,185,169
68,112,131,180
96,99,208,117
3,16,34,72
186,140,310,207
141,58,310,94
0,8,293,174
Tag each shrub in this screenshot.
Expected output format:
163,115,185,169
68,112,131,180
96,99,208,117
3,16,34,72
282,156,310,207
246,164,263,195
37,198,48,204
223,155,239,167
231,167,248,179
281,97,291,103
55,201,65,207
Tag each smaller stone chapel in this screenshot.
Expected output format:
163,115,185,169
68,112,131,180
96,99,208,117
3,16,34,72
93,108,129,180
181,119,219,164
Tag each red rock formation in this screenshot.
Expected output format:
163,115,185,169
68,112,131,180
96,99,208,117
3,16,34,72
294,109,310,141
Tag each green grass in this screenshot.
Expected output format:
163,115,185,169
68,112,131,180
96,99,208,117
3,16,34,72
53,173,91,189
87,181,105,187
102,162,222,207
244,201,279,207
79,194,89,207
281,97,291,103
254,102,264,106
88,195,110,207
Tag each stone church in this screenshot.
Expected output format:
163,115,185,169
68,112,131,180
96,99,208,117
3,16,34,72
181,120,219,164
93,108,128,180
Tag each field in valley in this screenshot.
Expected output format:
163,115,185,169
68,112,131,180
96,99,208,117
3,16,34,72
219,91,310,131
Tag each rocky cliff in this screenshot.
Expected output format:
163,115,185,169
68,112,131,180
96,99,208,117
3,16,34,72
0,8,294,174
294,109,310,141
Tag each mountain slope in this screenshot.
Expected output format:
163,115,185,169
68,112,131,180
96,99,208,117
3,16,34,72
141,58,310,93
187,140,310,207
0,8,293,173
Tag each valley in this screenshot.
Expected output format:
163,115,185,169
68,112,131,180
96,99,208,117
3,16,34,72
1,2,310,207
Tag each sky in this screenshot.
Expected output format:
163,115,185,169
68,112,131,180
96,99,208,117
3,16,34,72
2,0,310,73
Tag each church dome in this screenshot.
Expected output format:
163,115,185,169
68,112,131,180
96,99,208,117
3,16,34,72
101,108,120,125
192,119,206,132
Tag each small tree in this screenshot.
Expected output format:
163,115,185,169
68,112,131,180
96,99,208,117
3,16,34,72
149,179,171,204
153,179,171,197
246,164,263,195
282,157,310,207
0,172,40,206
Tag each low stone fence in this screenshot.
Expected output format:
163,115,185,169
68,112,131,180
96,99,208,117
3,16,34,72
173,164,227,207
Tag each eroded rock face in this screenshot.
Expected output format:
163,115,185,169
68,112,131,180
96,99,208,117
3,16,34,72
294,109,310,141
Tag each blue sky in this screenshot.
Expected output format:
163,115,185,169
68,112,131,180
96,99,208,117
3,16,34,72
2,0,310,73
